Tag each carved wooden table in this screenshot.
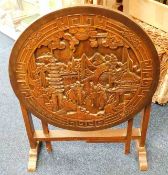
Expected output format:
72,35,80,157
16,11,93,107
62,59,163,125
9,5,159,172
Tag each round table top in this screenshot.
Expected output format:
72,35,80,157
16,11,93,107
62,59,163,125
9,5,159,131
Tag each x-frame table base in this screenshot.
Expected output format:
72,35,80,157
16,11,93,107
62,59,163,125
20,103,151,172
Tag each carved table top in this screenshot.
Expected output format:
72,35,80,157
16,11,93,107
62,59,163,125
9,6,159,130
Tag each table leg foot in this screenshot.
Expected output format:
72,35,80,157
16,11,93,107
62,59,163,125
136,140,148,171
28,141,41,172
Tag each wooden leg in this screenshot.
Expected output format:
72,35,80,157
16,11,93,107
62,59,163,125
125,118,133,154
41,120,52,152
20,104,37,148
136,139,148,171
136,103,151,171
140,103,151,147
20,104,40,171
28,141,41,172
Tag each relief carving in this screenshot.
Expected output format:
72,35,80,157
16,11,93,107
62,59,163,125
26,27,141,118
10,12,158,130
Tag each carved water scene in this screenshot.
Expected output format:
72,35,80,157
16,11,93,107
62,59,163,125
13,13,154,130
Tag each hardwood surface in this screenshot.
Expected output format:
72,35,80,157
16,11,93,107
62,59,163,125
9,5,159,131
8,5,159,172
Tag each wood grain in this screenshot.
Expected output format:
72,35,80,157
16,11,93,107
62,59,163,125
9,5,159,131
28,141,41,172
9,5,159,172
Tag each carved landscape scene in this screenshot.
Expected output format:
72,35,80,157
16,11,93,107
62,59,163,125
26,26,141,120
